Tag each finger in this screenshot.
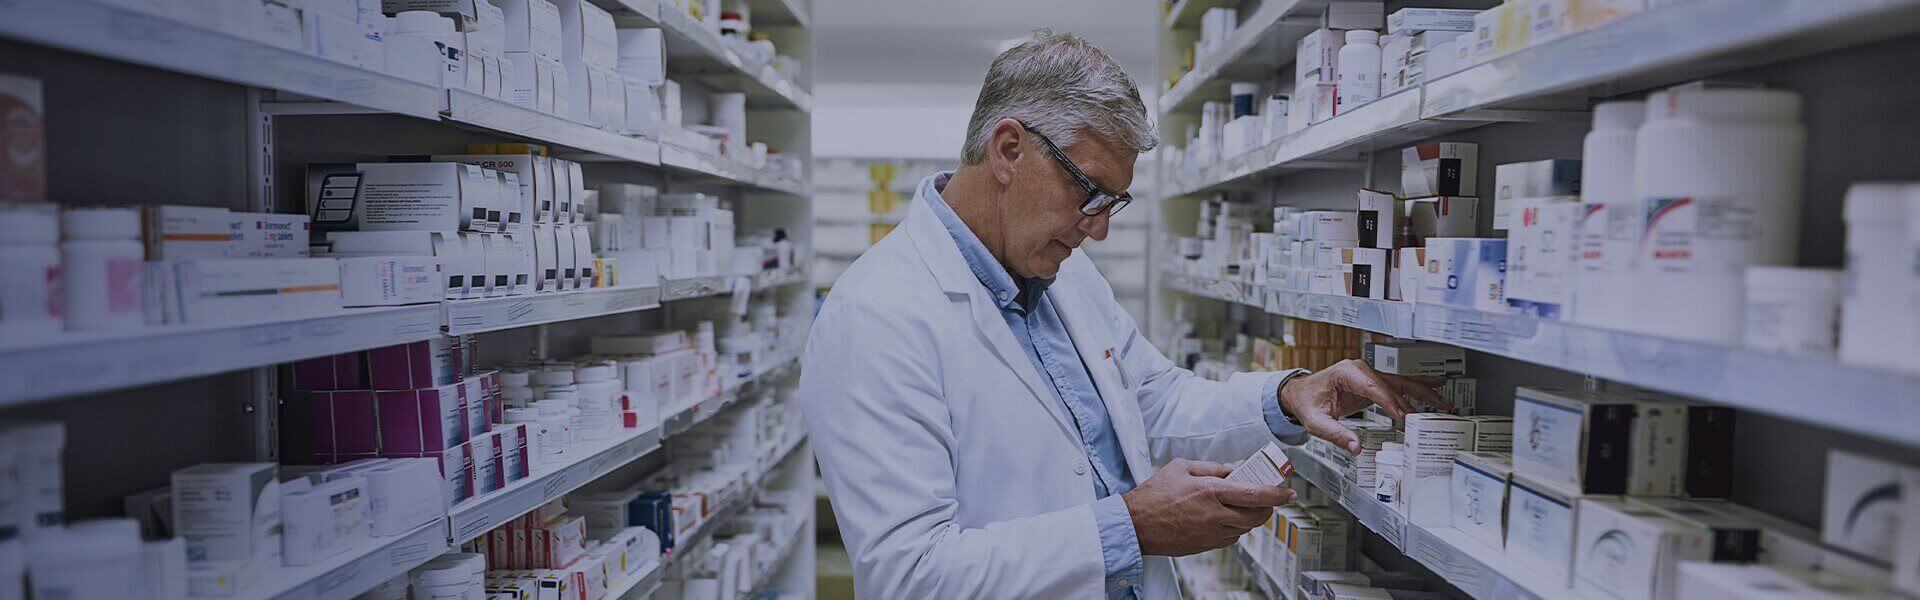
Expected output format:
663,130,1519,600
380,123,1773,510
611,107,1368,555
1213,479,1294,508
1389,373,1450,410
1409,375,1449,387
1341,362,1416,419
1298,408,1363,455
1224,504,1274,530
1185,460,1233,478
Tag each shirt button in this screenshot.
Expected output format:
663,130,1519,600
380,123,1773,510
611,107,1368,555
1075,463,1088,475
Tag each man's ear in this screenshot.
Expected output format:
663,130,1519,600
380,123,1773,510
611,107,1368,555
987,118,1025,186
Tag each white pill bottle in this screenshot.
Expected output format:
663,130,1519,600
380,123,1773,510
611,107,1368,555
1571,100,1644,330
1625,84,1804,344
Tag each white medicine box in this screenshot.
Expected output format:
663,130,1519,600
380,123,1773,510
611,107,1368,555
1821,449,1918,562
171,463,283,562
1492,159,1580,230
1572,499,1711,600
1450,451,1511,551
353,162,497,233
1506,473,1580,586
1503,197,1580,319
1510,387,1634,495
1364,341,1465,377
1401,142,1478,198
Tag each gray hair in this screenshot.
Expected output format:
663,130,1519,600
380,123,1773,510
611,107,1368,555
960,29,1158,165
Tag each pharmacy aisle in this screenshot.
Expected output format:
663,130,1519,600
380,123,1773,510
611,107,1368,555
1155,0,1920,599
0,0,817,598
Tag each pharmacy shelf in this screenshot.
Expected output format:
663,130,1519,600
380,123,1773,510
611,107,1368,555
449,425,667,543
1162,89,1463,197
660,266,807,302
747,0,812,28
662,353,801,436
1282,447,1570,600
738,515,812,599
608,560,667,600
1163,0,1235,30
445,90,663,166
1410,304,1920,448
1158,0,1920,198
0,304,442,408
1165,270,1920,446
664,432,809,570
443,285,665,336
1419,0,1920,119
0,0,445,120
1158,0,1328,119
1226,543,1288,599
660,139,811,196
605,0,814,112
235,520,449,600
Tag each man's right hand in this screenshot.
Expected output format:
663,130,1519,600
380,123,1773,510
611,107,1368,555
1121,458,1295,556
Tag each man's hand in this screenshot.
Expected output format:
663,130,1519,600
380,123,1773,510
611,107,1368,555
1121,459,1295,556
1280,359,1449,455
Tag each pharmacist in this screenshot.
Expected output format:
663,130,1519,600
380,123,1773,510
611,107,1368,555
797,30,1446,599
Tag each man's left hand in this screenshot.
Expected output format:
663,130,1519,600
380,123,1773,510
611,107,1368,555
1279,359,1449,454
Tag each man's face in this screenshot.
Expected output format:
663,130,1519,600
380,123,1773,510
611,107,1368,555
1002,131,1135,279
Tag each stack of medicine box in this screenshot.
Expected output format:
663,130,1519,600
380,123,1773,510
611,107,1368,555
1397,141,1484,306
139,205,352,325
434,144,612,292
1487,386,1746,597
1380,8,1477,97
1290,210,1360,297
168,462,283,594
1345,188,1398,299
591,330,706,424
275,457,449,566
500,0,569,117
1276,318,1364,372
645,193,736,280
382,0,515,102
298,336,530,511
1495,158,1582,319
311,153,558,301
483,519,660,597
553,0,626,130
593,183,665,288
1269,495,1360,596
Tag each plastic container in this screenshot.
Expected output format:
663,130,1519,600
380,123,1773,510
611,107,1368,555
411,553,485,600
60,207,144,332
14,422,64,539
1572,100,1645,330
26,520,142,600
1625,85,1805,344
1838,182,1920,373
1743,266,1843,358
1374,442,1406,509
1229,81,1260,118
536,367,576,387
0,203,61,336
1335,30,1382,113
498,368,533,388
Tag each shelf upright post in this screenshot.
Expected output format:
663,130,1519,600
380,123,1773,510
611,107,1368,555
246,87,282,461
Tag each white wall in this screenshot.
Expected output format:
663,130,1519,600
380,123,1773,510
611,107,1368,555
812,82,979,161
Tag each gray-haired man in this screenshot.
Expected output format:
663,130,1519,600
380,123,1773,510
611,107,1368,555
798,29,1446,598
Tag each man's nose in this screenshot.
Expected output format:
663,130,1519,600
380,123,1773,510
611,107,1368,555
1079,211,1110,242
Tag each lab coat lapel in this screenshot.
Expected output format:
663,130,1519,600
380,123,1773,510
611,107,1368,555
1051,273,1157,481
899,195,1079,445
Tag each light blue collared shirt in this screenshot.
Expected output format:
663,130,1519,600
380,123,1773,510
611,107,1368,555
923,173,1308,598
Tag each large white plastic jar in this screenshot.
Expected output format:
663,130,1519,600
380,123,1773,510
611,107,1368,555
1837,182,1920,373
1572,100,1644,330
1335,30,1382,113
60,206,144,332
1624,85,1805,344
0,203,62,336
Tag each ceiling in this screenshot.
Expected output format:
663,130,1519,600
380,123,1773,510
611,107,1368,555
811,0,1159,86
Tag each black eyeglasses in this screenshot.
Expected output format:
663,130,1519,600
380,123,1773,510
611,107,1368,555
1019,122,1132,218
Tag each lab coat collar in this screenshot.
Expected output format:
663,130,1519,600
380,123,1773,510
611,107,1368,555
904,172,1080,445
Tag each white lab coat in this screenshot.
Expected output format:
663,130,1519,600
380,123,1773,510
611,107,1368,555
799,193,1297,599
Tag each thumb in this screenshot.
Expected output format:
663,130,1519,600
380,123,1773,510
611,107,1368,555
1299,410,1362,455
1185,460,1233,478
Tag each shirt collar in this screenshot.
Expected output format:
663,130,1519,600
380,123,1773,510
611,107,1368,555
920,171,1053,312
